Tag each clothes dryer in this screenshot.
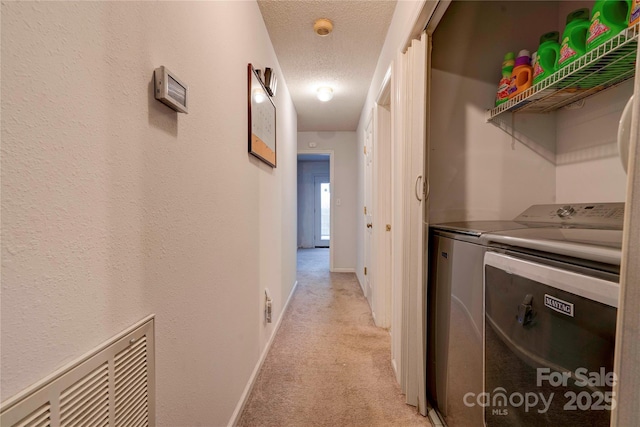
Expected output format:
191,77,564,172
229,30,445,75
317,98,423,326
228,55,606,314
481,203,623,427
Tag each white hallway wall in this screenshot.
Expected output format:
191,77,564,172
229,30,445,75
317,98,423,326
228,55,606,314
297,160,330,248
1,2,297,426
298,132,357,271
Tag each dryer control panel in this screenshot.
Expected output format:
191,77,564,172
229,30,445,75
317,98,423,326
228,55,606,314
514,203,625,229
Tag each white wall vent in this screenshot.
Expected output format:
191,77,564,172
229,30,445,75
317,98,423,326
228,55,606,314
1,315,155,427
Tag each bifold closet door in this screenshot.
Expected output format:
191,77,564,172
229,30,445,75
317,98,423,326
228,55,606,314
399,31,428,416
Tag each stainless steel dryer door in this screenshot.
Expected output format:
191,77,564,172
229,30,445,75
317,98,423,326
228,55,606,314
483,251,619,427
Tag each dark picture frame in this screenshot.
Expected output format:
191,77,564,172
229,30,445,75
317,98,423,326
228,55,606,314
248,63,276,167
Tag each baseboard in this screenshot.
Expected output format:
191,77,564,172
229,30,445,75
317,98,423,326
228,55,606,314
355,272,365,294
331,267,355,273
391,358,398,379
227,280,299,426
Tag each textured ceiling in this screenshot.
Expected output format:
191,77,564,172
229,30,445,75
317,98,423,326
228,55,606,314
258,0,397,131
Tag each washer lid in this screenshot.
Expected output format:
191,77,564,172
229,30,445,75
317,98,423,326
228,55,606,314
482,228,623,265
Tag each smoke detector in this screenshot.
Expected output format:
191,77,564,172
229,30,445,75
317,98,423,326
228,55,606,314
314,18,333,36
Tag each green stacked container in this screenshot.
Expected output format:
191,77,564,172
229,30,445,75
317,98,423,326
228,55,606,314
495,52,515,106
533,31,561,84
586,0,632,51
558,9,591,68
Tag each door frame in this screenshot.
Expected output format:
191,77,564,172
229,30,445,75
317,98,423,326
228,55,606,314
297,150,336,271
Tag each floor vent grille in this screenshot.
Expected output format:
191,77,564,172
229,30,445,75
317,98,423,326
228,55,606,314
1,316,154,427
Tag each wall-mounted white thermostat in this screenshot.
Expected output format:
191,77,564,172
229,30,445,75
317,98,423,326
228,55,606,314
154,66,189,114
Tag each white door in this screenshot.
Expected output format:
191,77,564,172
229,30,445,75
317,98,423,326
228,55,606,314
373,99,392,330
314,175,330,248
364,117,374,301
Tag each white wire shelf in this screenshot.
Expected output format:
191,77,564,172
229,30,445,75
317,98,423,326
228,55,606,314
487,22,639,121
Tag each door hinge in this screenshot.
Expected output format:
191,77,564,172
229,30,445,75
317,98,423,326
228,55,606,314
386,224,391,231
364,206,367,215
364,267,367,275
364,146,367,155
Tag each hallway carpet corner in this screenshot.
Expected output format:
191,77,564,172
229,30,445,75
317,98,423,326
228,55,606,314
237,249,431,427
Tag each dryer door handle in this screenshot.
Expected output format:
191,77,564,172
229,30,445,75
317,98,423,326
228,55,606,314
517,294,534,327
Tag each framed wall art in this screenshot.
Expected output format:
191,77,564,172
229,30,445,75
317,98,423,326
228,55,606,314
248,63,276,167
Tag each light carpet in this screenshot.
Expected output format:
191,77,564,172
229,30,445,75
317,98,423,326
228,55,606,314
237,248,431,427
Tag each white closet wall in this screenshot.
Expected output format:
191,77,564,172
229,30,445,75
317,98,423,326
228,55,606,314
430,0,632,223
429,1,557,223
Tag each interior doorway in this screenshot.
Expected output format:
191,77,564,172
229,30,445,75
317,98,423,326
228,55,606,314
297,152,334,269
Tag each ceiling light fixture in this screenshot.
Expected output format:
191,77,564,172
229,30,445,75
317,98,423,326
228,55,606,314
317,87,334,102
314,18,333,36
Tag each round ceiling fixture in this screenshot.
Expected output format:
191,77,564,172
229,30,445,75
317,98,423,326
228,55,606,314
317,87,334,102
313,18,333,36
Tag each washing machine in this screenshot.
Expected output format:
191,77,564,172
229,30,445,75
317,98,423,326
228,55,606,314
482,203,623,426
427,220,540,427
